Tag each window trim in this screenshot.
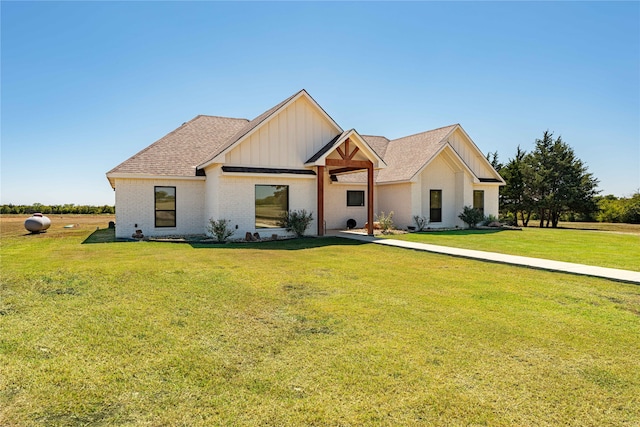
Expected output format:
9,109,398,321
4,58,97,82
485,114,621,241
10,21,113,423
255,184,289,229
430,189,442,223
346,190,365,207
154,186,176,228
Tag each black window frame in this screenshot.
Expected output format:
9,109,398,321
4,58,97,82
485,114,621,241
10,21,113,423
473,190,485,216
346,190,365,207
430,189,442,223
255,184,289,229
154,186,176,228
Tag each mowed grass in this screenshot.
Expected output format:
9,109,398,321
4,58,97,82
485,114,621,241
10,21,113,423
386,224,640,271
1,215,639,426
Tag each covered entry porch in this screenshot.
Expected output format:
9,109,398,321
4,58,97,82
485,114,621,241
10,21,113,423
305,130,386,236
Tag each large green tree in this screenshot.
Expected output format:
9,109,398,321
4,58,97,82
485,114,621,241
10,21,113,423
523,131,599,228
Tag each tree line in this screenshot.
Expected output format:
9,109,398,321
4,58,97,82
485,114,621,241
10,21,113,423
0,203,115,215
490,131,638,226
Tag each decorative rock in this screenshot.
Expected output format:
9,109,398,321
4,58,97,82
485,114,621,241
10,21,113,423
245,232,254,242
132,229,144,239
271,234,278,241
253,232,261,241
488,221,502,228
364,221,382,230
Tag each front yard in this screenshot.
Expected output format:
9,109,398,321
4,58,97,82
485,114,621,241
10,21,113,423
1,215,639,425
385,224,640,271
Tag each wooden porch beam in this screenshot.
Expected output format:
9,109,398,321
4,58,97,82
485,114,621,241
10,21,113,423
325,158,371,168
367,163,374,236
335,146,346,160
317,166,324,236
347,146,360,160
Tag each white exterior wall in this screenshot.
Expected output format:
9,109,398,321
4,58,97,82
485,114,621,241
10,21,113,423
212,173,317,239
377,182,414,230
473,184,500,219
324,175,368,230
447,128,496,179
419,156,460,228
226,96,339,168
114,178,205,239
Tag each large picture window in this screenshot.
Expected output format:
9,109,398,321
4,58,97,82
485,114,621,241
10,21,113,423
155,186,176,227
473,190,485,216
255,185,288,228
430,189,442,223
347,190,365,207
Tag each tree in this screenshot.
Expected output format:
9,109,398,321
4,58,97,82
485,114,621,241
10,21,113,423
523,131,599,228
499,146,533,226
486,151,503,172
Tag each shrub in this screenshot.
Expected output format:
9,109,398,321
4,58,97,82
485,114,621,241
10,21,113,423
279,209,314,237
413,215,429,231
207,218,235,242
458,206,484,229
376,211,395,234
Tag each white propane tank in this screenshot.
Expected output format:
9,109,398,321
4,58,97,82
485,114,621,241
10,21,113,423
24,213,52,233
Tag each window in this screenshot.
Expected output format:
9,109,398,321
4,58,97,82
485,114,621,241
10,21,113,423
255,185,288,228
430,190,442,223
155,186,176,227
473,190,485,216
347,190,365,207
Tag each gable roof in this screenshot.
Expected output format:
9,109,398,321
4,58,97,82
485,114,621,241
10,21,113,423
305,129,386,168
106,115,248,187
107,91,502,189
197,89,343,169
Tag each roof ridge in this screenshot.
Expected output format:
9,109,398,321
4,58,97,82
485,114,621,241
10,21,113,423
390,123,459,142
361,134,390,140
195,114,249,121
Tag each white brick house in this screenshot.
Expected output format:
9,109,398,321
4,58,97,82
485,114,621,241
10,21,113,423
106,90,504,239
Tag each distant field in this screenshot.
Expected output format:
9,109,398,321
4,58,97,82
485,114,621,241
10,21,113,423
386,224,640,271
1,215,639,425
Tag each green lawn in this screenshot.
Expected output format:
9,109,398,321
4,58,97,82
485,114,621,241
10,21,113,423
385,226,640,271
1,216,639,425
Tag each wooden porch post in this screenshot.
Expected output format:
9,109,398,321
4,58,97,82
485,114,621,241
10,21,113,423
367,162,374,236
317,166,324,236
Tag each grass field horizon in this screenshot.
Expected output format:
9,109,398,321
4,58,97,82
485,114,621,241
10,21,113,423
1,215,639,425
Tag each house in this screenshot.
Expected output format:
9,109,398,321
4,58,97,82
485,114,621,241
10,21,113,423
106,89,504,239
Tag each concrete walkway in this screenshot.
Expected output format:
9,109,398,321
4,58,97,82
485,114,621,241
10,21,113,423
337,232,640,284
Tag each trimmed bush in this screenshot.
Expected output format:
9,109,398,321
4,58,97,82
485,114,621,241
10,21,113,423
279,209,314,237
458,206,484,229
207,218,235,242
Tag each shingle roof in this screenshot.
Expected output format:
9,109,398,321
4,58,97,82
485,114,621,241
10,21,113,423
376,124,458,183
361,135,390,159
333,126,457,184
107,115,248,178
107,89,466,188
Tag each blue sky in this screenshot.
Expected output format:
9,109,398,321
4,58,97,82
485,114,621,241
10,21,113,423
2,1,638,205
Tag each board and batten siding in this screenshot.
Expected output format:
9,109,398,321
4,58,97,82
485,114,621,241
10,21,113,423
114,178,205,239
447,128,496,179
226,96,340,168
